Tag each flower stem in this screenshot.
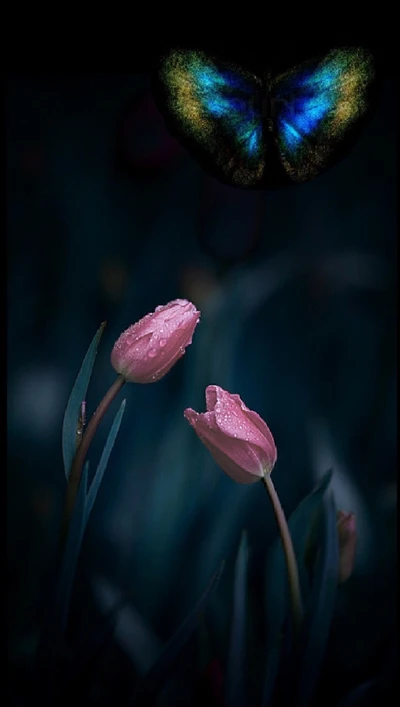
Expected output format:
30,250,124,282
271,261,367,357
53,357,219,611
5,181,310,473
60,374,126,548
262,475,304,636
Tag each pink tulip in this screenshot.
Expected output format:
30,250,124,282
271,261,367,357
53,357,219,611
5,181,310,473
111,299,200,383
337,510,357,583
184,385,277,483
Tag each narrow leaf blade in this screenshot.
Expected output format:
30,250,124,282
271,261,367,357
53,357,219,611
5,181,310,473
261,642,283,707
62,322,106,479
296,491,339,707
131,561,225,705
85,398,126,524
263,469,333,705
36,463,90,701
72,577,163,682
335,680,378,707
266,469,333,626
56,462,90,634
226,531,249,707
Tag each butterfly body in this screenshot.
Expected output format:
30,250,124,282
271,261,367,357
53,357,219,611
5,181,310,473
152,46,377,189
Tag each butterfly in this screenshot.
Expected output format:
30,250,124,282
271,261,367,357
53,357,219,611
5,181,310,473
152,46,377,189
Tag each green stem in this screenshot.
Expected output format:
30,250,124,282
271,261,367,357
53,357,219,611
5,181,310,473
262,474,304,636
60,374,126,547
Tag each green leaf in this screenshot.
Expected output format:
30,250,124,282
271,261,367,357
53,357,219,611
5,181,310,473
296,491,339,707
267,468,333,618
262,469,333,705
261,642,283,707
335,680,378,707
288,468,333,580
62,322,106,480
56,462,90,634
131,561,225,706
226,531,249,707
36,463,90,701
73,578,163,682
85,398,126,524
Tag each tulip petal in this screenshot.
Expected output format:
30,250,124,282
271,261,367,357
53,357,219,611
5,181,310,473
186,410,265,481
241,409,277,464
218,390,275,451
183,408,200,427
111,299,200,384
111,332,153,377
213,386,275,454
205,385,218,411
203,439,262,484
185,387,277,483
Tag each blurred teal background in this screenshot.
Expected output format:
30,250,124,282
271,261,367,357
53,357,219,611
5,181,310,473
7,64,396,705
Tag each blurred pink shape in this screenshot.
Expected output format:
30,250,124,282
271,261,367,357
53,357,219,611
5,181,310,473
197,659,225,706
337,510,357,583
185,385,277,484
111,299,200,383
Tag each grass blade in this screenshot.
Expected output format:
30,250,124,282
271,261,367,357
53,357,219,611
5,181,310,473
296,491,339,707
56,462,90,634
226,531,249,707
262,470,333,705
36,463,89,703
131,561,225,705
62,322,106,479
335,680,378,707
85,398,126,524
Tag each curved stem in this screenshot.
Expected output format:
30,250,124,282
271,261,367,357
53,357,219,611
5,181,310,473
60,374,126,547
262,475,304,636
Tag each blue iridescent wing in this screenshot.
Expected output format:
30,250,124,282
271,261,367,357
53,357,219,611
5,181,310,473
157,50,265,187
154,47,377,188
273,47,375,182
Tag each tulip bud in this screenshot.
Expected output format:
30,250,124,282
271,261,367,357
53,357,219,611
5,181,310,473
337,510,357,583
111,299,200,383
184,385,277,484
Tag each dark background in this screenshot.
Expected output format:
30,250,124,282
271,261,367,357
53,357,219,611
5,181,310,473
7,29,396,706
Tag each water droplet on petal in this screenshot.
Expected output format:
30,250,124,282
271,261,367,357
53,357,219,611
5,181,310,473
148,348,157,358
159,338,167,347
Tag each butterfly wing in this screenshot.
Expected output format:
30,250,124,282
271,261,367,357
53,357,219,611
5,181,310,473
154,50,265,187
273,47,376,182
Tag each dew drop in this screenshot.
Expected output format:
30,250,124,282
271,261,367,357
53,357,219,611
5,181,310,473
159,338,167,347
148,348,157,358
